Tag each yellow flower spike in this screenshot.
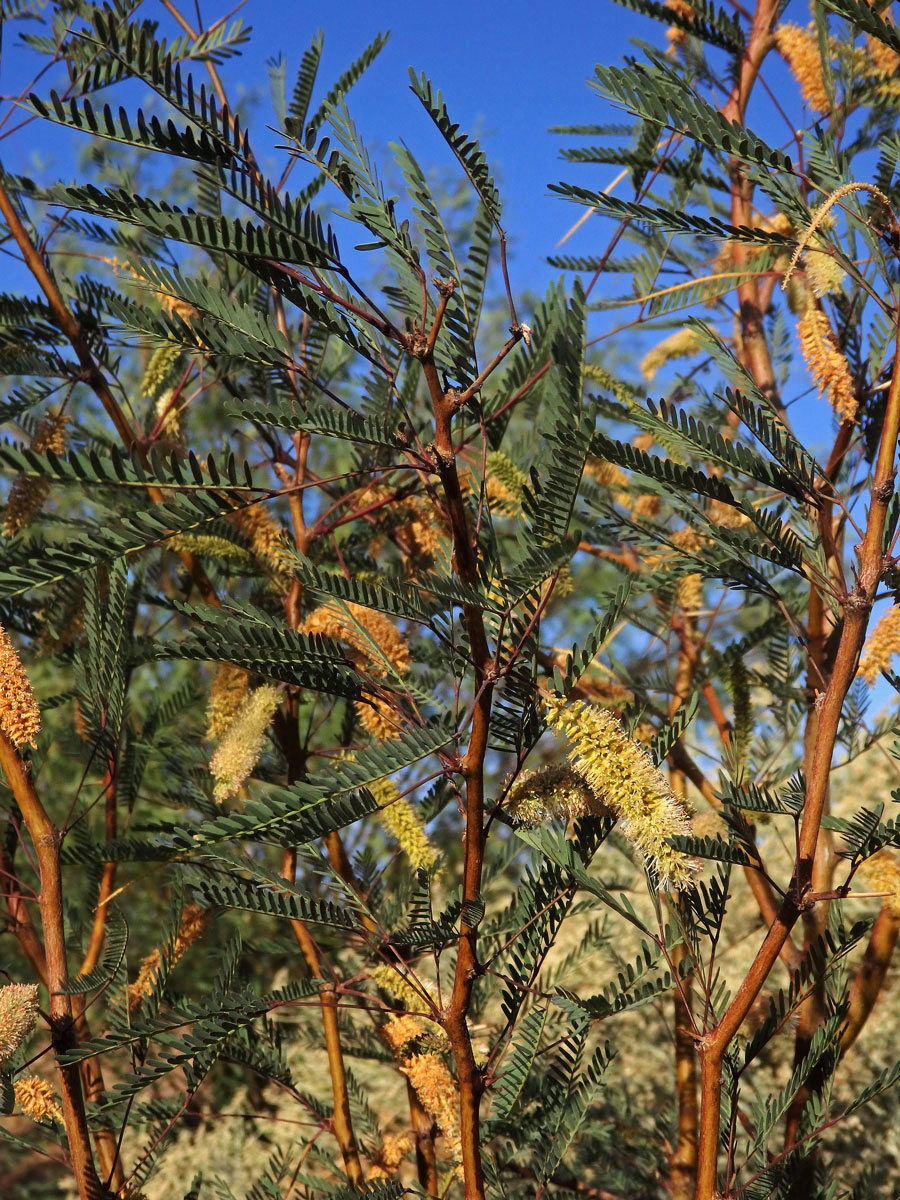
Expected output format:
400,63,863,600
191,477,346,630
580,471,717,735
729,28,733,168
371,777,437,871
506,763,600,827
543,695,694,888
401,1053,462,1167
858,851,900,917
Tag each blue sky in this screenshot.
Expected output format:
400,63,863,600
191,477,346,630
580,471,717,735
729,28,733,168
0,0,652,292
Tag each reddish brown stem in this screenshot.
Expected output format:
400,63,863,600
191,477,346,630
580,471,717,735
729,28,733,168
694,308,900,1200
0,732,106,1200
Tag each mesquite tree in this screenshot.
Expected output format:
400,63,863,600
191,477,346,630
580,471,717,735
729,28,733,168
2,2,900,1199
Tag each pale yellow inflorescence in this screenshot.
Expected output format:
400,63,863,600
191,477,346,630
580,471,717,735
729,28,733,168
858,605,900,685
206,663,250,741
209,685,281,802
796,302,857,423
141,340,182,399
370,964,431,1012
803,242,846,299
3,411,68,538
0,983,39,1063
543,695,694,887
774,23,831,114
13,1075,63,1124
506,763,602,827
371,777,437,871
858,851,900,918
0,625,41,749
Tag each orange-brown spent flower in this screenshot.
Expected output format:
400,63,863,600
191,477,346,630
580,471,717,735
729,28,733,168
859,605,900,685
228,504,293,584
369,1132,414,1180
357,695,402,741
3,412,68,538
774,23,831,114
0,625,40,749
0,983,39,1063
867,32,900,76
304,603,410,677
401,1053,462,1166
206,663,250,741
382,1013,425,1053
14,1075,63,1124
664,0,695,46
632,494,660,520
858,850,900,917
129,904,211,1011
796,303,857,423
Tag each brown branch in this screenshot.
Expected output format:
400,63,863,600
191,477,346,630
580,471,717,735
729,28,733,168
282,848,364,1185
417,294,497,1200
839,906,900,1056
0,732,107,1200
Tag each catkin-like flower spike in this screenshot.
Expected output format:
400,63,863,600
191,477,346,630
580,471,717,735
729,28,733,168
485,450,528,517
303,602,410,677
382,1013,426,1053
13,1075,63,1124
401,1053,463,1167
543,695,694,888
228,504,294,585
664,0,695,48
866,33,900,75
129,903,211,1010
372,777,437,870
506,764,599,827
369,1132,414,1180
141,340,182,398
0,983,39,1063
676,572,704,614
797,302,858,423
206,662,250,740
858,605,900,684
210,685,280,802
782,183,892,291
774,23,831,115
858,851,900,917
370,963,434,1011
639,328,701,383
803,242,846,298
0,626,41,749
3,411,68,538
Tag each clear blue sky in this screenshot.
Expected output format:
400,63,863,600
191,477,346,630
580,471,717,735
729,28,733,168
0,0,653,293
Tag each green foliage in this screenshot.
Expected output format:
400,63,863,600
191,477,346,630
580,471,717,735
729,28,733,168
3,3,900,1199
